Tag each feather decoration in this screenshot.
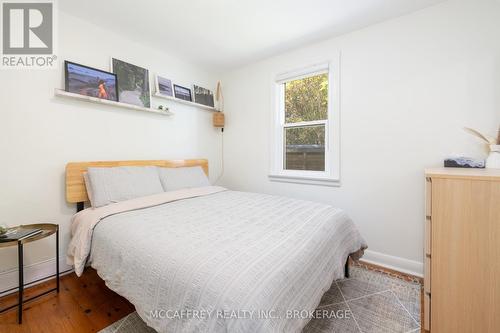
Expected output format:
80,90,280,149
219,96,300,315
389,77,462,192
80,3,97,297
215,81,224,112
463,127,496,144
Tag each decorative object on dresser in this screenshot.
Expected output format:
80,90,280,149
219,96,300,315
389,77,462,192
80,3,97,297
463,126,500,169
111,58,151,108
0,224,60,324
487,144,500,169
443,156,485,168
423,168,500,332
64,61,118,101
173,84,192,102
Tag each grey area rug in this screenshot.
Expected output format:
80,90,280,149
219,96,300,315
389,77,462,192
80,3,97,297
99,266,421,333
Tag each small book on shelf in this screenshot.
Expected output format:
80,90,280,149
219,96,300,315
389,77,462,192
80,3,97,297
0,228,42,242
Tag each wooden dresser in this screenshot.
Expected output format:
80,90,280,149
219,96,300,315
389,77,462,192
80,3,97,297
424,168,500,332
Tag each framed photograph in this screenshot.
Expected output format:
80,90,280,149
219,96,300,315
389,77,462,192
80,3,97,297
173,84,192,102
64,61,118,101
193,85,215,107
111,58,151,108
156,76,173,97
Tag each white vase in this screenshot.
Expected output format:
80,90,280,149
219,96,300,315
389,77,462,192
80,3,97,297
486,145,500,169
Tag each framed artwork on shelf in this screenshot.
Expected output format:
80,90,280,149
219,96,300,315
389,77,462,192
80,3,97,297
193,85,214,107
64,61,118,101
173,84,192,102
156,76,173,97
111,58,151,108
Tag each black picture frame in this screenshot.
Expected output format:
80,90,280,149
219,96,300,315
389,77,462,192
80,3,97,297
64,61,118,102
173,84,192,102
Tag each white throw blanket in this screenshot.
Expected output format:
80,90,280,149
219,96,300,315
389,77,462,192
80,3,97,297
67,187,367,333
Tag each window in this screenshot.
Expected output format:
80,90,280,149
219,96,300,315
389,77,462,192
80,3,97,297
270,59,340,186
284,73,327,172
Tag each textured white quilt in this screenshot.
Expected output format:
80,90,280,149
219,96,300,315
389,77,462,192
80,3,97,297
67,187,367,333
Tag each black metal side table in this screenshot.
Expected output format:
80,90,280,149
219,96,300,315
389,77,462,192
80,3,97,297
0,223,59,324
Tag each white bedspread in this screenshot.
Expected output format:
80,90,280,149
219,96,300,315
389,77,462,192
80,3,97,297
67,186,367,333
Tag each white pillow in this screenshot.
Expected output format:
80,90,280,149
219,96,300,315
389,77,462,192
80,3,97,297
87,166,164,208
158,166,210,191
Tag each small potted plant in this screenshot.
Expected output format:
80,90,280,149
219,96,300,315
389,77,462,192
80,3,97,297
157,105,170,113
0,224,8,237
464,126,500,169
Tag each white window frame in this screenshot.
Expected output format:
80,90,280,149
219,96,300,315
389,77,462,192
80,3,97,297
269,56,341,186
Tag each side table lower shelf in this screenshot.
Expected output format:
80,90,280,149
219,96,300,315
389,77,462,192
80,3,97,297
0,224,60,324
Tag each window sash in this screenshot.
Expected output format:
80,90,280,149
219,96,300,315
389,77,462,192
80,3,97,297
284,70,331,125
283,120,329,156
278,74,329,173
283,124,326,172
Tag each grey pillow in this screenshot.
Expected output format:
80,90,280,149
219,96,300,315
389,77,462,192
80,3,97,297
87,166,164,208
158,166,210,191
83,172,95,207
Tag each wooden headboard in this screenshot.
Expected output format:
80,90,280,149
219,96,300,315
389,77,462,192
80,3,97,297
65,159,209,204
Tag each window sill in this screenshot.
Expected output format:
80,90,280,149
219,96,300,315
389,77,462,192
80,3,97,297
268,174,341,187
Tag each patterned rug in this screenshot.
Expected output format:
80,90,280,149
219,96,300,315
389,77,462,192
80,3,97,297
99,266,421,333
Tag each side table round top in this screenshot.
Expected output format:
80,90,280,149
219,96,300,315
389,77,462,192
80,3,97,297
0,223,58,248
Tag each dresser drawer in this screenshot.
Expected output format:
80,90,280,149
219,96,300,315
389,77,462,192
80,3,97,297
425,178,432,217
424,255,431,294
424,292,431,331
425,217,431,255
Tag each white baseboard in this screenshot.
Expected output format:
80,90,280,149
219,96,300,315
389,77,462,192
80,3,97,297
0,257,73,297
361,250,423,278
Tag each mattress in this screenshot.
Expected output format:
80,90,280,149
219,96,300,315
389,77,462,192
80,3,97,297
67,186,367,332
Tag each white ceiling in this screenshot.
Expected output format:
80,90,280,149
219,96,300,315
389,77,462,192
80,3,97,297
60,0,445,70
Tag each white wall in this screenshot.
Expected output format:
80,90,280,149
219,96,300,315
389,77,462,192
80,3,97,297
1,0,498,289
220,0,500,275
0,10,222,290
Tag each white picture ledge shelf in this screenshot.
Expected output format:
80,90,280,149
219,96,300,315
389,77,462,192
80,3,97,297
153,92,217,111
54,89,174,116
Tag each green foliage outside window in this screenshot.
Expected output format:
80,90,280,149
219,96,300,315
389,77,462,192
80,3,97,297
283,73,328,171
285,73,328,124
284,73,328,146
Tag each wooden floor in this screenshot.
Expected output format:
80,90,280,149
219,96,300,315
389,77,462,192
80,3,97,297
0,269,134,333
0,265,425,333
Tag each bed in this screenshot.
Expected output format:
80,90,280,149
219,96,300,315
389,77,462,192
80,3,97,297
65,159,367,333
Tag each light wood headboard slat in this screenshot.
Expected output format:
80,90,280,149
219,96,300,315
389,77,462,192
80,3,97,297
65,159,208,203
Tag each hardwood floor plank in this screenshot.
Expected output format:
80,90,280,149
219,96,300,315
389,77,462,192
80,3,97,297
84,293,135,330
0,268,133,333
